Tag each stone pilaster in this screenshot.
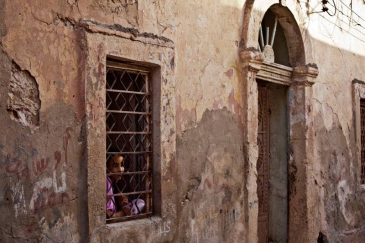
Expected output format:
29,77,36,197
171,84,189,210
288,65,319,243
240,49,264,243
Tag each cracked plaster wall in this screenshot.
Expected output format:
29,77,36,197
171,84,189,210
1,0,365,242
307,2,365,241
176,108,245,242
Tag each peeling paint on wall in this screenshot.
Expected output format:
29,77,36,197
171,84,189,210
176,108,245,242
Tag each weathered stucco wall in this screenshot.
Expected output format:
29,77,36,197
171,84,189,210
0,0,86,241
0,0,365,242
306,1,365,241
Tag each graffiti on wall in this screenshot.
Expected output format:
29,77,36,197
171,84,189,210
158,220,171,235
191,205,240,242
0,127,75,229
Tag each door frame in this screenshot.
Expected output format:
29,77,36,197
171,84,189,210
240,50,318,242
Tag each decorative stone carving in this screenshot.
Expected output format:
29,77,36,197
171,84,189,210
257,62,293,86
239,49,265,73
292,65,319,86
263,45,275,63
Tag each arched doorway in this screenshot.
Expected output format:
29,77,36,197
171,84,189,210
239,2,319,243
257,7,293,243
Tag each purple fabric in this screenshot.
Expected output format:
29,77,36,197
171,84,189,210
128,199,146,215
106,178,116,212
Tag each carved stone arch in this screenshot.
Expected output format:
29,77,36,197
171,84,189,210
240,2,306,67
268,4,306,66
239,1,320,243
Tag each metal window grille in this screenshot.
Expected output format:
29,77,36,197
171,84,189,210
105,60,152,222
361,100,365,184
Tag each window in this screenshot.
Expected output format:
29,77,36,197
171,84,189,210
361,99,365,184
105,60,153,222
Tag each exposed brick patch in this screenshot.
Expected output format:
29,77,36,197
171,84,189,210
7,62,41,129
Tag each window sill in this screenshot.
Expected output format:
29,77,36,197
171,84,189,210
105,216,162,229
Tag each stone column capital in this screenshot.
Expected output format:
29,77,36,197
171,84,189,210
239,48,265,73
292,64,319,86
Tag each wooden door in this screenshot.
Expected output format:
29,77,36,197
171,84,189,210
257,85,270,243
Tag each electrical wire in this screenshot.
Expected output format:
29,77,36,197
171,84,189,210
325,0,337,16
327,1,364,33
319,0,365,37
338,0,365,23
306,0,365,45
318,12,365,44
326,0,365,26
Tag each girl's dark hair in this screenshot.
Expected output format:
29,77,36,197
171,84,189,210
106,147,121,166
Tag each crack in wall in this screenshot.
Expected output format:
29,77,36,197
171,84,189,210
54,14,77,28
79,19,174,48
30,10,77,28
340,224,365,236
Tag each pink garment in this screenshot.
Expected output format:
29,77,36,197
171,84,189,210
106,178,116,212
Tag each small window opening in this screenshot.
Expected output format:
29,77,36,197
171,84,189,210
361,99,365,184
106,60,153,222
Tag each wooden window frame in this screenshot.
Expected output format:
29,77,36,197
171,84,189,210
361,99,365,184
352,80,365,187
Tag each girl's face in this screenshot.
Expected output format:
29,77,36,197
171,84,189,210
107,155,125,181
